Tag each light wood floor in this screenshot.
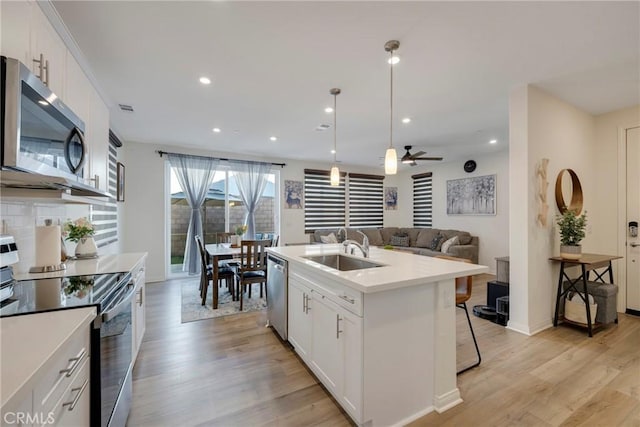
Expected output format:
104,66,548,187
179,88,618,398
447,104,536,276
127,275,640,426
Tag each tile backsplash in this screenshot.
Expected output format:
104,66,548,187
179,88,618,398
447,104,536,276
1,201,90,274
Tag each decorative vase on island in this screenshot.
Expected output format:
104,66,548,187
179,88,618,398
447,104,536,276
560,244,582,260
75,237,98,258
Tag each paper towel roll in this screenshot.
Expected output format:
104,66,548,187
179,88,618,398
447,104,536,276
35,224,61,267
36,278,62,309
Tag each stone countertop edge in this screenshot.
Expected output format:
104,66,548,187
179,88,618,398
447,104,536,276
267,245,488,294
14,252,148,281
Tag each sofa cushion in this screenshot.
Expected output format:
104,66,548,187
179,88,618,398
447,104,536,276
380,227,400,245
455,232,473,245
400,228,422,247
346,228,364,244
441,236,460,254
415,229,438,248
360,228,384,246
320,233,338,243
390,232,410,247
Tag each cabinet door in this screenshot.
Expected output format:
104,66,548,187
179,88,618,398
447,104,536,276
340,308,363,421
30,3,66,95
86,87,109,190
287,278,312,360
49,359,90,427
132,266,146,360
63,51,90,122
0,0,32,65
310,293,342,394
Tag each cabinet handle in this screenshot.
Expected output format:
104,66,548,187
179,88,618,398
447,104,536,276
303,293,307,313
336,314,343,339
33,53,44,82
62,378,89,411
339,295,355,304
44,59,49,87
138,288,143,307
90,174,99,189
59,349,86,377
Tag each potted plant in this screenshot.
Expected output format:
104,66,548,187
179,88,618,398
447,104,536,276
63,217,97,258
556,210,587,260
231,224,248,246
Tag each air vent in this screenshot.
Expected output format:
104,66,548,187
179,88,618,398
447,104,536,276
315,124,330,131
118,104,134,112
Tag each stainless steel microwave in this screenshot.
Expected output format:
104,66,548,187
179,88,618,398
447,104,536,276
1,56,87,181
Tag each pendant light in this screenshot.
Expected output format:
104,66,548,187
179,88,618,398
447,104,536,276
384,40,400,175
330,88,341,186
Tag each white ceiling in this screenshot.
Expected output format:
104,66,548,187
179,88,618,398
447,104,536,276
52,1,639,169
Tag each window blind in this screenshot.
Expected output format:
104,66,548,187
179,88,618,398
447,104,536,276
91,139,119,248
304,169,346,232
348,173,384,228
413,172,433,227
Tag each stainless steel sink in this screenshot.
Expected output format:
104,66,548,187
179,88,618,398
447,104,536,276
303,254,383,271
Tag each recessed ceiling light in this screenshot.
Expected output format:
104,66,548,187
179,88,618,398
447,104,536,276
330,149,336,154
325,107,334,113
388,56,400,65
402,117,411,124
212,128,221,133
38,100,49,106
270,136,277,141
489,139,497,144
199,76,211,85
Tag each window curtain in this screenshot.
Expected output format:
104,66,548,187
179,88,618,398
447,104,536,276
233,162,271,239
167,154,219,274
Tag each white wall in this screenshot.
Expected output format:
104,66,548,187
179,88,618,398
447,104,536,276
509,85,598,335
120,141,387,282
392,151,510,273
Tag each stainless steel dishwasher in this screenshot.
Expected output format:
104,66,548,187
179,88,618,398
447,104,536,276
267,254,288,340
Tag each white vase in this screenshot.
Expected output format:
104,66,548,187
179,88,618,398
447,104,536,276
560,244,582,260
75,237,98,258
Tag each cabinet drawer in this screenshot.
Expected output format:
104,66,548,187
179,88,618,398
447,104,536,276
45,358,90,427
290,269,363,317
32,324,90,413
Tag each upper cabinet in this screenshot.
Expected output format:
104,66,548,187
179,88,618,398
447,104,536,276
1,1,112,195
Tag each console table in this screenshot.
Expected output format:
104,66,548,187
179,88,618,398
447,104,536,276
549,254,622,337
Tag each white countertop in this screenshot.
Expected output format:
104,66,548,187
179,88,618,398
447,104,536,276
267,245,488,293
0,307,96,408
14,252,147,281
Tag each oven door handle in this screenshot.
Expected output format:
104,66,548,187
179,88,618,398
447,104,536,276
101,284,136,322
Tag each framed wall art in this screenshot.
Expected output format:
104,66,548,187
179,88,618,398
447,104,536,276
384,187,398,210
446,174,496,215
284,180,303,209
117,162,125,202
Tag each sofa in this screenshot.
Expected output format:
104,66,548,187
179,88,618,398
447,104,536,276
310,227,479,264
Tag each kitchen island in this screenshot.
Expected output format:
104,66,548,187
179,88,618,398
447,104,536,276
267,244,488,427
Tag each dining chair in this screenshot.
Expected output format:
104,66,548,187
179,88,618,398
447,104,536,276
195,235,235,306
236,239,271,310
435,255,481,374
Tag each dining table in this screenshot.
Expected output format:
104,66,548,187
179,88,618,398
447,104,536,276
205,244,242,308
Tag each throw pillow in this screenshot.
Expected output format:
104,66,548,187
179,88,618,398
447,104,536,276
429,233,444,250
390,233,409,247
440,236,460,254
320,232,338,244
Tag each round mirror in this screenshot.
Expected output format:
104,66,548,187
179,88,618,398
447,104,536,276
555,169,583,214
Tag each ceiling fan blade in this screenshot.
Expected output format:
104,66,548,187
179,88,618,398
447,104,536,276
409,160,417,166
410,150,426,159
413,156,444,161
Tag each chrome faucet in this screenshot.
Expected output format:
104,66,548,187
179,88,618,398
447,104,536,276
343,231,370,258
337,227,347,243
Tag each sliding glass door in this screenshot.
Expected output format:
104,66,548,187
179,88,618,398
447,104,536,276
168,166,279,275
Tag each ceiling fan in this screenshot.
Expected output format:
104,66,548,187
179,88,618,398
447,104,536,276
401,146,443,166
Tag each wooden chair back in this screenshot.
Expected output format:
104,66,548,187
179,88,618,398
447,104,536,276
194,235,208,271
435,255,473,303
239,239,272,273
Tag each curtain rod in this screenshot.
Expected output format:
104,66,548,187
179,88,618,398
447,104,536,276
156,150,286,167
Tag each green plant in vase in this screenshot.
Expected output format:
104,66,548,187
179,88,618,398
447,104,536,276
63,217,98,258
556,210,587,260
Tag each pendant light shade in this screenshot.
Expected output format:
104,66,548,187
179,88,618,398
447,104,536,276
330,88,341,186
330,166,340,186
385,148,397,175
384,40,400,176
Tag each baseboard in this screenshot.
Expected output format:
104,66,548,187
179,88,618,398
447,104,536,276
506,319,553,336
389,406,435,427
626,308,640,316
434,388,463,413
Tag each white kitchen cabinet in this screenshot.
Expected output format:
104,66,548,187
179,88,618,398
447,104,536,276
86,86,110,191
288,268,363,423
29,3,66,95
287,275,313,360
0,0,33,65
132,260,147,360
46,358,91,426
310,293,342,394
63,51,90,124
